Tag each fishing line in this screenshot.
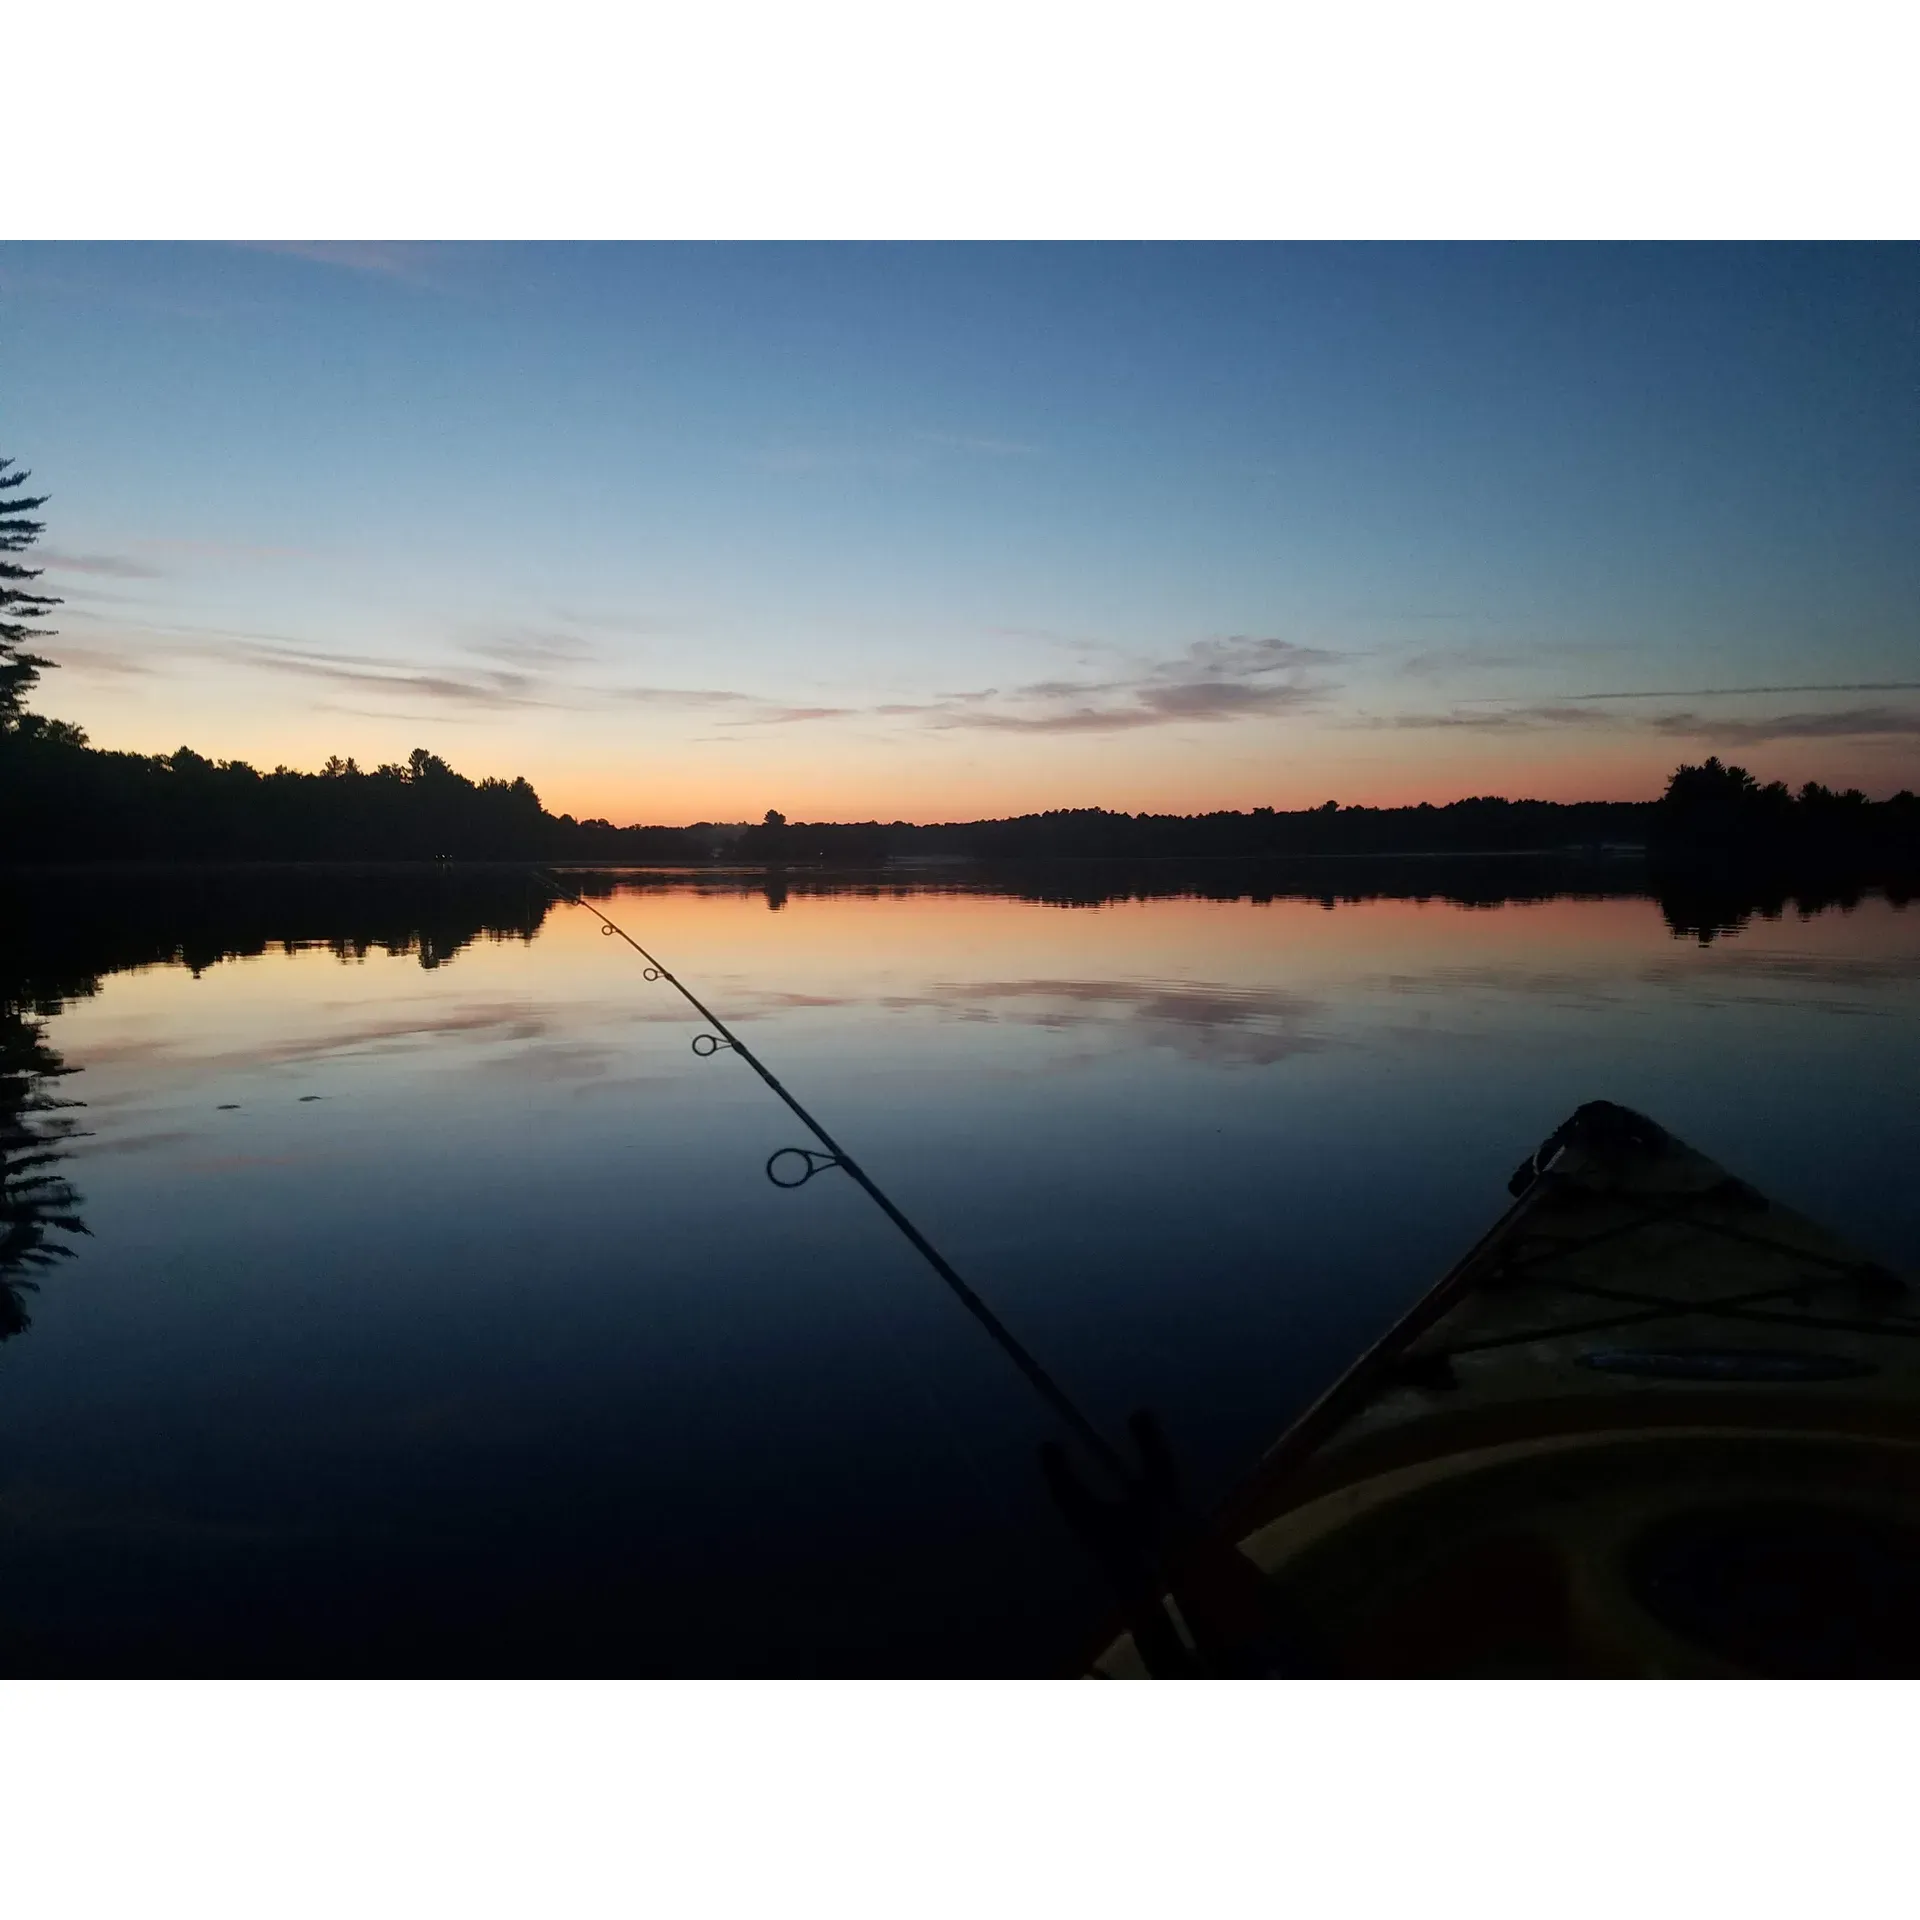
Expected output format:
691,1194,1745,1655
535,869,1131,1488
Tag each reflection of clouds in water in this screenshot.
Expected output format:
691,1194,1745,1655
1639,950,1920,989
70,986,868,1102
1630,950,1917,1018
1368,964,1625,1010
684,984,860,1018
882,978,1328,1066
74,1004,555,1073
1364,947,1920,1019
465,1040,624,1083
226,1004,552,1065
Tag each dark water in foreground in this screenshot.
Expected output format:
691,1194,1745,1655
3,863,1917,1674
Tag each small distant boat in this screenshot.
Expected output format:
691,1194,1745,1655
1084,1101,1920,1677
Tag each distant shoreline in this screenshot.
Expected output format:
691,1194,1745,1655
5,730,1915,877
4,844,1652,877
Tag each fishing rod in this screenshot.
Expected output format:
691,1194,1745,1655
534,868,1132,1489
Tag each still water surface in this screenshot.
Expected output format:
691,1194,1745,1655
4,868,1917,1672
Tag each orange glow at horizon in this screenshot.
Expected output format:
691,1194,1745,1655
61,696,1920,828
536,734,1920,824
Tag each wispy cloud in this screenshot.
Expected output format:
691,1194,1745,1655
54,619,763,719
547,606,690,640
682,633,1341,736
933,688,1317,734
246,242,452,288
43,643,161,679
986,625,1123,654
194,639,554,710
60,610,1339,739
898,635,1339,735
1385,704,1618,731
605,686,758,708
1647,705,1920,742
311,703,472,727
278,644,760,715
1396,647,1535,679
459,629,600,669
741,705,861,724
1565,681,1920,701
37,547,168,580
1378,697,1920,744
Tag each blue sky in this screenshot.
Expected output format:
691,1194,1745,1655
5,242,1916,819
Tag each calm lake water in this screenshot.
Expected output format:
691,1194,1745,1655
3,864,1917,1674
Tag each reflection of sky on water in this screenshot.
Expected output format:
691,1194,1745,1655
4,883,1918,1673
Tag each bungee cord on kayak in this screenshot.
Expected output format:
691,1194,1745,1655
535,870,1132,1489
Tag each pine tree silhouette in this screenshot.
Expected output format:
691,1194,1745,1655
0,455,63,727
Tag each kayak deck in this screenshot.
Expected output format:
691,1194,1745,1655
1090,1101,1920,1677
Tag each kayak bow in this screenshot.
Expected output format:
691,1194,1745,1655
1088,1101,1920,1677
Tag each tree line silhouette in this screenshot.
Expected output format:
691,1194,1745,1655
7,729,1919,872
3,733,556,861
5,447,1917,877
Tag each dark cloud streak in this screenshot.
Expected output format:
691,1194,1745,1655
38,547,168,580
1386,704,1615,730
1647,705,1920,743
895,636,1340,735
1382,701,1920,743
1565,681,1920,701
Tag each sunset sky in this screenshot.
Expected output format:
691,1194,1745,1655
6,241,1917,822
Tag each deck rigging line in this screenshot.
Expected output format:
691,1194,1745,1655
535,869,1131,1487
